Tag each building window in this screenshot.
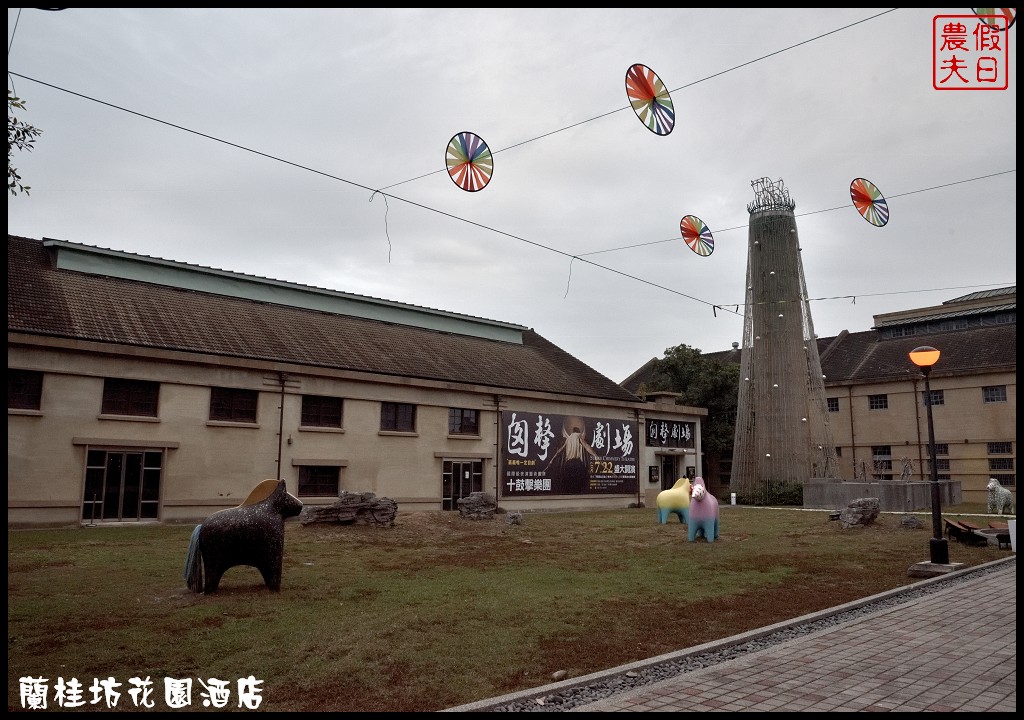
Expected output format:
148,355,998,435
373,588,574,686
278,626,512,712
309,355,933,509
991,474,1015,488
983,385,1007,403
930,458,951,471
381,402,416,432
834,446,842,457
8,369,43,410
868,394,888,410
871,445,892,479
934,443,949,456
448,408,480,435
210,387,258,422
989,458,1014,471
827,397,839,412
988,442,1012,454
297,466,340,496
921,389,944,406
82,449,163,521
102,378,159,417
301,395,343,428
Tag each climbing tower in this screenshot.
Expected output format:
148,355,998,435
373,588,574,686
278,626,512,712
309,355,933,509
731,178,841,500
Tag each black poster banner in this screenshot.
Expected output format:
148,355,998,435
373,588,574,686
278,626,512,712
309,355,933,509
501,411,638,496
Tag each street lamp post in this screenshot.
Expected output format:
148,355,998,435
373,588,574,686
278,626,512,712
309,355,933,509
909,345,949,565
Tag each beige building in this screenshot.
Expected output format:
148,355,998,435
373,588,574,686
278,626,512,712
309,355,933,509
627,287,1016,507
8,235,704,526
819,287,1015,506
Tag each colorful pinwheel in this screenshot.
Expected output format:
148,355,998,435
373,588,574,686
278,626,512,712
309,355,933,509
625,64,675,136
850,178,889,227
680,215,714,256
446,132,493,192
973,8,1016,29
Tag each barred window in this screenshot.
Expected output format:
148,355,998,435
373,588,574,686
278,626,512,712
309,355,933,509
868,394,888,410
298,466,340,496
210,387,258,423
983,385,1007,403
102,378,159,417
9,369,43,410
827,397,839,412
989,458,1014,471
988,442,1012,454
381,402,416,432
871,445,892,469
448,408,480,435
301,395,343,428
871,445,892,480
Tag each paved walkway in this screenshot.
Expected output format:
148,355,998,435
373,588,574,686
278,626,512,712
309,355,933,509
574,559,1016,712
444,557,1015,713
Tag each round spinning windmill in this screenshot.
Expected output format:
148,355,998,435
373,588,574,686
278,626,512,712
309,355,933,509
850,178,889,227
445,131,493,192
973,8,1016,30
625,64,675,136
680,215,714,256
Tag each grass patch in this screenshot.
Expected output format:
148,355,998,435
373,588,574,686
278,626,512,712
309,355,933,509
8,504,1011,712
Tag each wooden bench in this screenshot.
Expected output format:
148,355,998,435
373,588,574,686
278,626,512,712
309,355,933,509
944,518,990,547
988,522,1012,550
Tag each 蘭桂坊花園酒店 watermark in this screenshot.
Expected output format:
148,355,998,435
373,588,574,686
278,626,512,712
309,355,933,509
18,675,264,710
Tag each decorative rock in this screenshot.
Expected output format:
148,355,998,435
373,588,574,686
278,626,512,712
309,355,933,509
900,515,924,529
299,491,397,527
838,497,880,528
551,670,567,681
457,491,497,520
506,511,524,525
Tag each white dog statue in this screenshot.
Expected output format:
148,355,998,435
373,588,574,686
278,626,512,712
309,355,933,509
987,478,1014,515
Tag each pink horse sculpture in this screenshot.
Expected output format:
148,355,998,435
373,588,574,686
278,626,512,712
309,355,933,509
687,476,720,542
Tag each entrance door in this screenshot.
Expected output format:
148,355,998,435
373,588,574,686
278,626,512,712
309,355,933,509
442,460,483,511
82,449,163,522
660,455,678,491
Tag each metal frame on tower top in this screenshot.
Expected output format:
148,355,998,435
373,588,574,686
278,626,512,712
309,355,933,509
747,177,796,213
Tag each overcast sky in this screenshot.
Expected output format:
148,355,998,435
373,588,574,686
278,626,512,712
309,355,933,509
7,8,1017,383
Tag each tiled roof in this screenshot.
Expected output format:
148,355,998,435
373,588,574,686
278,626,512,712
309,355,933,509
623,324,1015,391
8,235,639,403
945,286,1016,303
815,325,1016,383
872,304,1015,327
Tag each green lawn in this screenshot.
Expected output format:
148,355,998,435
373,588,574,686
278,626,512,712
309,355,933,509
8,504,1012,712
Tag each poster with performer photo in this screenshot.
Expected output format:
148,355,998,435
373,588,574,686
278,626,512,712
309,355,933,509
501,411,638,496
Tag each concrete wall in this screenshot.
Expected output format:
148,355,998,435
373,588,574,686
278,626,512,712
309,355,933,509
804,478,963,512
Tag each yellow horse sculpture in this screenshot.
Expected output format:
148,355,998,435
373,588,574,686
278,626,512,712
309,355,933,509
656,476,691,525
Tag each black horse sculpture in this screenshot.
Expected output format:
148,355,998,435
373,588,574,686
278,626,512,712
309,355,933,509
184,478,303,594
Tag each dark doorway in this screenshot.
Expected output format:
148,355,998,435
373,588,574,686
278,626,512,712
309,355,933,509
660,454,678,491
